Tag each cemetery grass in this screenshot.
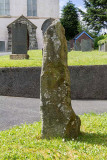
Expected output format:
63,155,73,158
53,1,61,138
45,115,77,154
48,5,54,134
0,50,107,67
0,113,107,160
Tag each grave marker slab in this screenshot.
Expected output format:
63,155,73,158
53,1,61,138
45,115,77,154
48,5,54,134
81,39,92,52
0,41,5,52
12,23,27,54
74,41,81,51
41,18,55,35
10,23,29,59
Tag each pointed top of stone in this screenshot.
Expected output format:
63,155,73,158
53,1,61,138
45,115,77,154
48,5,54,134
43,20,67,67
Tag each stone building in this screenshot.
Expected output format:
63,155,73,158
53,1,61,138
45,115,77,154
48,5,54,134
0,0,59,52
69,31,94,51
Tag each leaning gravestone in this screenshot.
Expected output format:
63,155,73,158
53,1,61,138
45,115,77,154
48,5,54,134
40,20,81,139
81,39,92,52
10,23,29,59
41,18,55,55
41,18,55,36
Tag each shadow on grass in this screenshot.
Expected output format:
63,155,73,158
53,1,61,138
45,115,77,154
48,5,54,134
77,131,107,147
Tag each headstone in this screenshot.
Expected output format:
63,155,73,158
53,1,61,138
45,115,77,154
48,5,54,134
0,41,5,52
12,23,27,54
99,44,104,51
81,39,92,52
41,18,55,35
67,41,71,52
41,18,55,55
105,43,107,52
99,43,107,52
74,41,81,51
10,23,29,59
40,20,81,139
7,15,38,52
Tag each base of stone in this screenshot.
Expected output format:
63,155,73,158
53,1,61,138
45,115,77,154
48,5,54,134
10,54,29,60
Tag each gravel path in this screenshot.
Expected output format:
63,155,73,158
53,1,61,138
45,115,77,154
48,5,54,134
0,52,11,56
0,96,107,131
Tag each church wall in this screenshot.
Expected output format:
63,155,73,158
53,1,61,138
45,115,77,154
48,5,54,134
0,0,59,51
37,0,59,18
10,0,27,16
9,0,59,18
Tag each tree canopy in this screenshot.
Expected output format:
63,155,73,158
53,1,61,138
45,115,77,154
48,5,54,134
79,0,107,34
60,1,79,40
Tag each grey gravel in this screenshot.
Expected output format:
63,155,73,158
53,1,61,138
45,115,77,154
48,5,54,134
0,52,11,56
0,96,107,131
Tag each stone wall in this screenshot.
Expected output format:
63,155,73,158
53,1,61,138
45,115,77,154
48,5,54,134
0,65,107,99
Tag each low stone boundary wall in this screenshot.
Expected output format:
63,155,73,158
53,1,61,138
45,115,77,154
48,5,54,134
0,65,107,99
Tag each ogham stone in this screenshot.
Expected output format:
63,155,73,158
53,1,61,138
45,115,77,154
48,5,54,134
40,20,81,139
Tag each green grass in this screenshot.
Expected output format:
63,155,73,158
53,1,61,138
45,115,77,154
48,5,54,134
0,50,42,67
68,50,107,66
0,50,107,67
0,113,107,160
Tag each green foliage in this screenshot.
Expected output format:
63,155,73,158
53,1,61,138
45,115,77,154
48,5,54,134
0,113,107,159
78,21,97,38
77,21,83,33
98,34,107,45
0,50,107,67
94,35,105,49
79,0,107,34
60,1,79,40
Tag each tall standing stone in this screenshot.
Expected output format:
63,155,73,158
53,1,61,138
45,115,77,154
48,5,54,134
40,20,81,139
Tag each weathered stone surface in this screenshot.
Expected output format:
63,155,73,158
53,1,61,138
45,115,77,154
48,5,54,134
10,54,29,60
74,41,81,51
67,41,72,52
81,39,93,52
99,43,107,52
0,41,5,51
41,18,55,35
7,15,38,51
40,20,81,139
12,23,27,55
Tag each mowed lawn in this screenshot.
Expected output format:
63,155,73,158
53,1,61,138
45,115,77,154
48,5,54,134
0,113,107,159
0,50,107,67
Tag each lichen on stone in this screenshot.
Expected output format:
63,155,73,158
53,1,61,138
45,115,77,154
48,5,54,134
40,20,81,139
